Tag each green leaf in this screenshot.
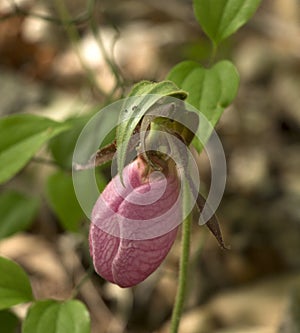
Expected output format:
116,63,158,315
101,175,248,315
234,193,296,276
48,117,87,170
193,0,262,44
72,169,108,218
0,191,39,239
168,60,239,151
116,80,187,181
22,300,91,333
166,62,200,87
0,256,33,310
0,310,19,333
0,114,69,184
45,171,85,232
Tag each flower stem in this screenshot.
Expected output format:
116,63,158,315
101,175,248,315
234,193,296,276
170,188,192,333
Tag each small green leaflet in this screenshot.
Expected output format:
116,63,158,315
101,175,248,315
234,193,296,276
0,191,39,239
22,300,91,333
48,116,89,170
45,171,85,232
0,257,33,310
116,80,187,182
193,0,262,45
0,114,69,184
167,60,239,151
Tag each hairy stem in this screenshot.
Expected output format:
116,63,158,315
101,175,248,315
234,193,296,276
170,183,191,333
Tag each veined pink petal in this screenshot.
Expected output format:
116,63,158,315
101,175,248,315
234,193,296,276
89,158,181,287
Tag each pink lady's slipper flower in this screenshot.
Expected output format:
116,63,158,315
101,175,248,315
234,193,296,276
89,156,181,288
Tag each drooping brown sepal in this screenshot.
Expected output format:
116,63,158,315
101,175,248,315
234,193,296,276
196,193,228,250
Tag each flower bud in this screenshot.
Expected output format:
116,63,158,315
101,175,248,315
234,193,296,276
89,157,181,287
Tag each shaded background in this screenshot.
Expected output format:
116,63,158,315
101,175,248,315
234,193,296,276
0,0,300,332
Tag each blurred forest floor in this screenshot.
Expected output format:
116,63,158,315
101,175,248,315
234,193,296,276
1,0,300,332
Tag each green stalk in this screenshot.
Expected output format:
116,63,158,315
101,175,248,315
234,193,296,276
210,41,218,65
170,182,192,333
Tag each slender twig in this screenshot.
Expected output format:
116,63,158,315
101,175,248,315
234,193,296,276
1,0,91,25
54,0,107,97
73,141,116,171
88,8,126,98
71,264,94,298
31,157,60,168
